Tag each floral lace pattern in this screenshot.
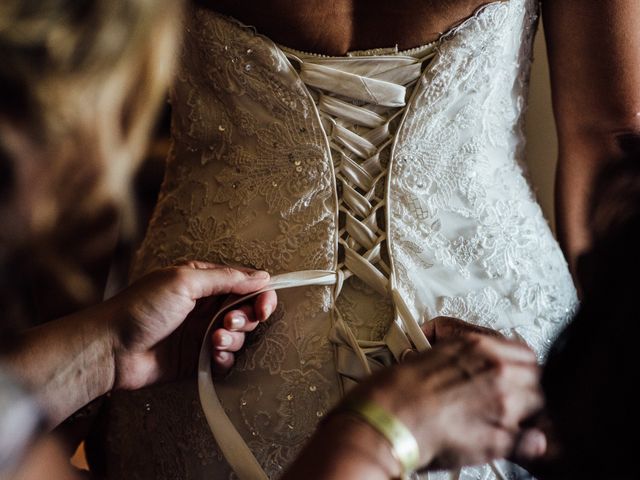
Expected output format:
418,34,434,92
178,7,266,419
91,2,577,479
388,0,577,366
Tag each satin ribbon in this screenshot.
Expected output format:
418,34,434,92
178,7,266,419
197,270,431,479
198,271,338,480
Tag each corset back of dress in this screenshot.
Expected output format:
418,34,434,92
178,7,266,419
91,2,577,479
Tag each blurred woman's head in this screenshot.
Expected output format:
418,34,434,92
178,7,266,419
0,0,182,327
0,0,181,254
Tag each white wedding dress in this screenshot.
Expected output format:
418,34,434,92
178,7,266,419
89,1,577,478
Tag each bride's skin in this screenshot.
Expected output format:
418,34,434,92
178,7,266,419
201,0,640,276
206,0,495,54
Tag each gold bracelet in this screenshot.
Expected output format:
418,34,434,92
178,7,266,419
343,397,420,479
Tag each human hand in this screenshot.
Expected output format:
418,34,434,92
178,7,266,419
422,316,502,345
210,290,277,374
108,262,274,390
349,335,545,470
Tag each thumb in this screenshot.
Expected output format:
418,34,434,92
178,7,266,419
175,265,271,300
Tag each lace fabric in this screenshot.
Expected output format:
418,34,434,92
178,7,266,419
89,1,577,479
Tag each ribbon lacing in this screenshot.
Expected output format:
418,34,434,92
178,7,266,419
198,46,510,480
290,50,438,384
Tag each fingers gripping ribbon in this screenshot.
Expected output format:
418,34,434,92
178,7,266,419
197,270,430,479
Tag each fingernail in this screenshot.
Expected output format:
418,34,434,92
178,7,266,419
262,304,273,319
518,430,547,460
532,431,547,456
218,333,231,347
215,351,228,361
229,314,245,330
250,270,270,279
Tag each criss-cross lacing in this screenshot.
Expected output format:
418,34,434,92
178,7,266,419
284,48,438,384
297,54,426,294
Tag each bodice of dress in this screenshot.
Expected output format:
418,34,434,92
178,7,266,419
91,1,577,479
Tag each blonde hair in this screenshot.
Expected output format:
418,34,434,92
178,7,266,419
0,0,182,304
1,0,181,213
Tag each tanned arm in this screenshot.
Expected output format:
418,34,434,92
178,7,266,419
543,0,640,275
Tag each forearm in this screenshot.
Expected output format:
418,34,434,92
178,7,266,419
543,0,640,273
282,413,402,480
554,141,611,275
1,301,117,427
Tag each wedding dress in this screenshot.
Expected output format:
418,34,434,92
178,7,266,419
88,1,577,478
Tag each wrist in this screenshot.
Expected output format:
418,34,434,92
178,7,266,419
102,295,137,391
336,412,403,478
302,411,403,480
81,300,118,396
6,302,119,426
365,387,438,468
106,291,163,391
339,397,424,478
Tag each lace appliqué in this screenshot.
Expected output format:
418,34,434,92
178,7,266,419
389,0,576,363
438,287,512,328
97,2,578,480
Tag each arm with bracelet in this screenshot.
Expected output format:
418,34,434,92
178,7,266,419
282,335,546,480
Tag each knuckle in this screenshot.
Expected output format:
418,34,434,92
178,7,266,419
486,430,512,458
501,394,518,423
155,266,191,292
166,265,187,280
455,337,477,355
471,331,495,352
465,335,484,353
487,377,510,417
172,267,196,290
221,266,243,279
491,358,509,377
494,392,509,419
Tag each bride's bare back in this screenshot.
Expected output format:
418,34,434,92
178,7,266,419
200,0,495,55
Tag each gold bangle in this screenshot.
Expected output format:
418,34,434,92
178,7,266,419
343,397,420,479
